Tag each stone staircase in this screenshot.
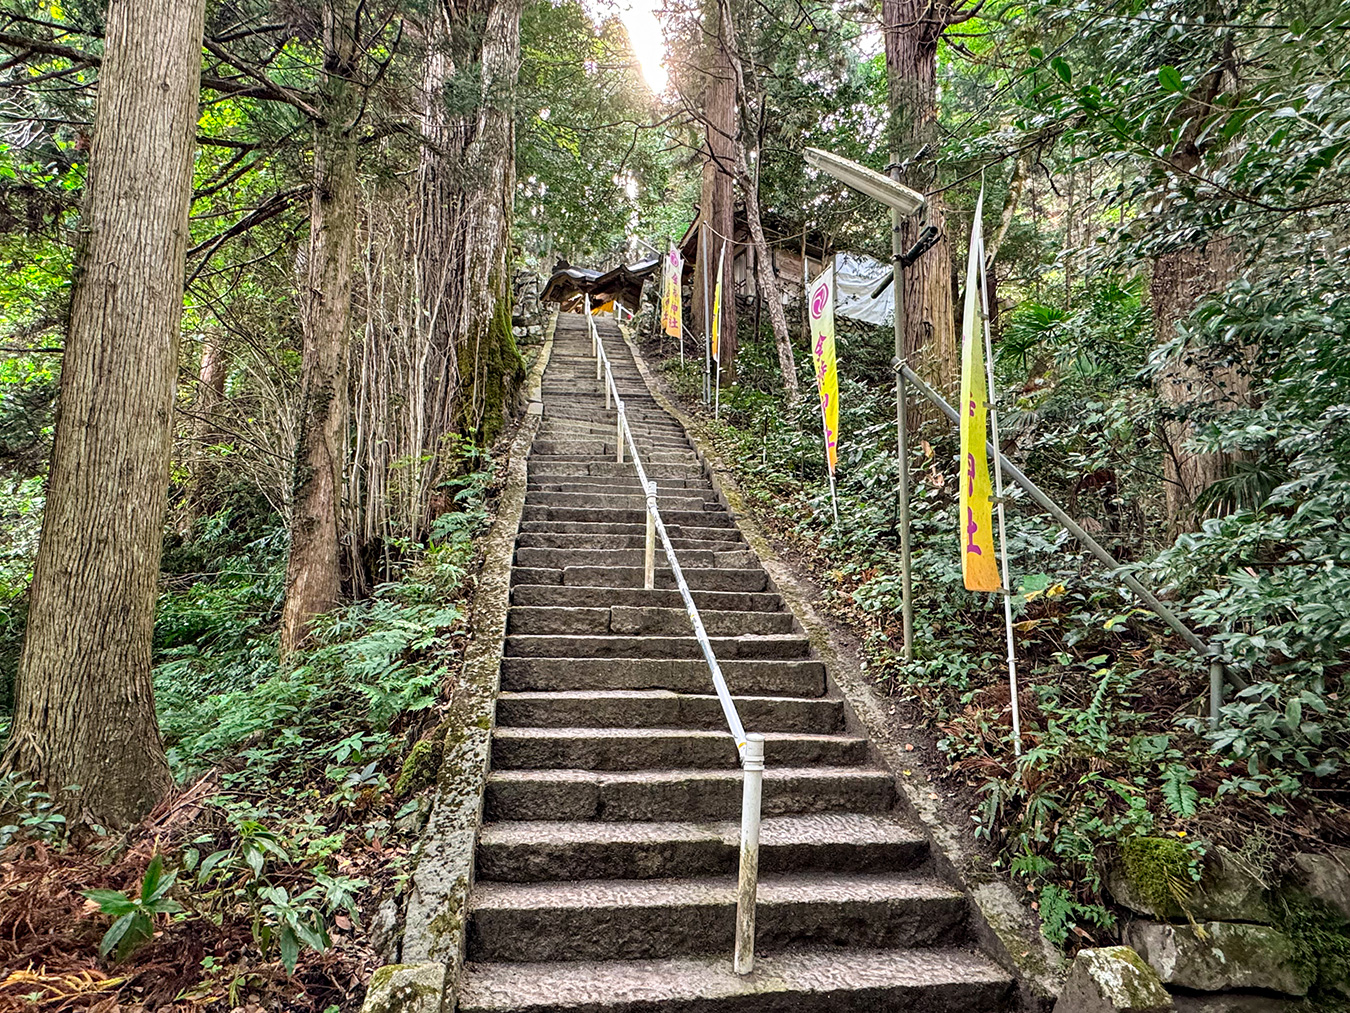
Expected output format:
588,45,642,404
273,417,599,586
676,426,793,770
456,314,1018,1011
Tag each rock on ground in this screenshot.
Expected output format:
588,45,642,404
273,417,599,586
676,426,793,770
1052,946,1174,1013
1125,921,1313,997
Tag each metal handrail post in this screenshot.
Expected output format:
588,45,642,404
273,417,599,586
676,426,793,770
589,320,762,975
604,358,612,409
734,733,764,975
643,480,657,590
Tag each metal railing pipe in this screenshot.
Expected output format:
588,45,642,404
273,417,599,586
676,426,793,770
584,310,761,971
734,733,764,975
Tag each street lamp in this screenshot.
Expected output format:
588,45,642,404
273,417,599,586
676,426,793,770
804,148,926,216
803,146,927,662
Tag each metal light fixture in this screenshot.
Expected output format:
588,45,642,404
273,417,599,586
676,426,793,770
804,147,926,216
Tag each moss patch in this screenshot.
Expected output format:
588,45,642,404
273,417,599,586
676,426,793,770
1121,835,1196,920
395,737,444,799
1274,889,1350,997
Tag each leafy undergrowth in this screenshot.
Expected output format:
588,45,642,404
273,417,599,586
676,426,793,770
0,462,498,1011
644,277,1350,958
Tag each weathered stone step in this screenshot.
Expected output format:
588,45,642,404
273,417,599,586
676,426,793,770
499,657,825,696
509,585,782,613
514,548,756,572
523,506,730,527
532,439,691,455
466,873,966,962
458,948,1016,1013
521,495,713,515
510,566,768,593
527,480,715,497
475,812,925,882
491,727,869,771
484,766,895,821
515,533,741,552
503,633,811,661
494,690,842,733
528,462,703,480
507,606,792,637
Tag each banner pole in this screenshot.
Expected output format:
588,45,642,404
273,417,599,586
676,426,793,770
702,222,711,404
890,173,915,663
975,194,1022,757
714,240,727,422
827,470,839,525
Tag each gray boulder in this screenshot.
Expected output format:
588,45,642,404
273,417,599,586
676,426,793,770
1052,946,1174,1013
1291,850,1350,921
1107,848,1270,923
1125,921,1313,996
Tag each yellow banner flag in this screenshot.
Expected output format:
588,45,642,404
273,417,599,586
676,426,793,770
960,190,999,592
807,265,839,473
661,246,682,338
711,242,726,359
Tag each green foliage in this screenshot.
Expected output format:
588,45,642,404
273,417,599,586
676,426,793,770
1120,836,1197,921
83,856,184,960
0,772,68,847
1274,890,1350,996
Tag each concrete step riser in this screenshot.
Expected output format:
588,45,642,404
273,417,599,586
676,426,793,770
523,496,714,514
499,658,826,696
490,731,869,771
528,464,704,480
466,889,966,963
457,958,1014,1013
504,634,811,661
515,535,742,552
510,585,783,612
522,507,730,527
494,693,842,734
506,607,793,637
510,567,768,593
476,827,926,884
483,769,896,821
513,549,757,571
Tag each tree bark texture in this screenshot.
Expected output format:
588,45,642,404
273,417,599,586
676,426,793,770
1152,240,1242,531
716,0,797,400
4,0,205,827
347,0,525,586
186,332,229,525
692,0,737,369
282,2,361,653
882,0,957,394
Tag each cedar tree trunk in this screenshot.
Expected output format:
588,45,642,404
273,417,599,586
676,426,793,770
4,0,206,828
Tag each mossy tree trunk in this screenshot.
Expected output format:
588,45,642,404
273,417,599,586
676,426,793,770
3,0,206,828
281,0,361,654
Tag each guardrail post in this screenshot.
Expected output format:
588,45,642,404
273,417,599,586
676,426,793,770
734,733,764,975
616,402,625,463
644,481,657,589
605,364,611,409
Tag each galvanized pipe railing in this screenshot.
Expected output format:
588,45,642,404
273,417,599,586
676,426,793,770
581,297,764,974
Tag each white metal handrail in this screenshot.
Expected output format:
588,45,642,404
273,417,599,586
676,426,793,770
581,296,764,975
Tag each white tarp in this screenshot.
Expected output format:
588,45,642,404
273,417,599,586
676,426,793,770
832,252,893,326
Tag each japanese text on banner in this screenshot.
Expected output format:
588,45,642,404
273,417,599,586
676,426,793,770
807,266,839,473
959,192,1000,592
661,247,682,338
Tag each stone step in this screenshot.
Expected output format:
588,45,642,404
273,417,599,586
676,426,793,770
475,812,925,882
521,494,713,514
490,727,869,771
483,766,895,821
506,606,793,637
509,585,783,613
522,507,731,527
524,475,704,490
513,548,757,571
503,633,811,661
515,534,742,552
528,462,703,479
466,872,967,962
458,948,1016,1013
499,657,826,696
532,439,691,455
494,690,842,733
510,566,769,593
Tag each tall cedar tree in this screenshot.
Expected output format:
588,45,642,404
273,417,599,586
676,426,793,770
3,0,207,827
